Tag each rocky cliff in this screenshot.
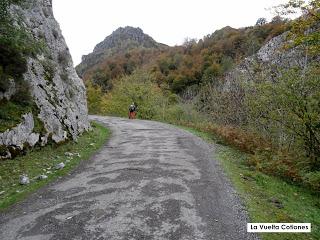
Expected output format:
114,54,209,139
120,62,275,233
76,26,167,77
0,0,90,159
223,32,315,91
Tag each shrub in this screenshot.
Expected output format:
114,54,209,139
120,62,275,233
303,171,320,192
246,66,320,171
58,50,70,67
86,82,104,114
100,71,171,120
42,60,55,82
60,72,69,82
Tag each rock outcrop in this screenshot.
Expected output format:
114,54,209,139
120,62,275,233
223,32,314,91
76,26,167,77
0,113,38,159
0,0,90,158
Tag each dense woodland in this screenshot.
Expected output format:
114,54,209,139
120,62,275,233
82,19,288,93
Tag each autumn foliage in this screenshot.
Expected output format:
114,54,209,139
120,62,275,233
82,21,288,93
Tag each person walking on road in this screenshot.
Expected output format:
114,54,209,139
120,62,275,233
128,102,137,119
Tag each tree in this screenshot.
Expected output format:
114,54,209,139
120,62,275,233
86,82,104,114
246,67,320,170
256,17,267,26
100,71,168,120
276,0,320,55
270,15,284,24
91,69,111,91
182,38,197,54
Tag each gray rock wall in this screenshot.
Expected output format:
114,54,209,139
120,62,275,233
0,0,90,158
0,113,39,159
223,32,307,91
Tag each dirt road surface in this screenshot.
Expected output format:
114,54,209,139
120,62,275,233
0,116,258,240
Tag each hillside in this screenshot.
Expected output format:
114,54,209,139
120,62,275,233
76,26,167,78
80,21,288,93
84,5,320,193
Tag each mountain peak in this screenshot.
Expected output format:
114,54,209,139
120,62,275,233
76,26,166,77
114,26,144,34
92,26,162,53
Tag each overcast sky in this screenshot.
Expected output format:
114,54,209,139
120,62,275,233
52,0,288,66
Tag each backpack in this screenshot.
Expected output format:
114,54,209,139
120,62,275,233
129,105,135,112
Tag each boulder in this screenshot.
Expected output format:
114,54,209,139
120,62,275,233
19,175,30,185
55,162,65,170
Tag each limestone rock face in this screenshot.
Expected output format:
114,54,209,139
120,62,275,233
13,0,90,140
223,32,308,91
256,33,303,65
0,0,90,158
0,113,39,158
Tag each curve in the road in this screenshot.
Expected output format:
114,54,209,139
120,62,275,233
0,116,258,240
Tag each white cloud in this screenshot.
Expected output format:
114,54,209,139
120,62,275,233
52,0,288,65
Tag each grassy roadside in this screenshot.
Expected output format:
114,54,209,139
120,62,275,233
179,126,320,240
0,122,110,210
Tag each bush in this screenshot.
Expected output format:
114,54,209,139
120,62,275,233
99,71,175,120
246,66,320,171
0,101,32,132
58,50,70,67
42,60,55,82
303,171,320,192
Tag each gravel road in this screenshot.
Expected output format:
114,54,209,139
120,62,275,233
0,116,258,240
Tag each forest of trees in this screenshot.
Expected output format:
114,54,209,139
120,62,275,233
83,18,288,93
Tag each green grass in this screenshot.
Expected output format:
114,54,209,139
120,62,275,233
0,101,32,132
179,126,320,240
0,100,48,134
0,122,110,210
